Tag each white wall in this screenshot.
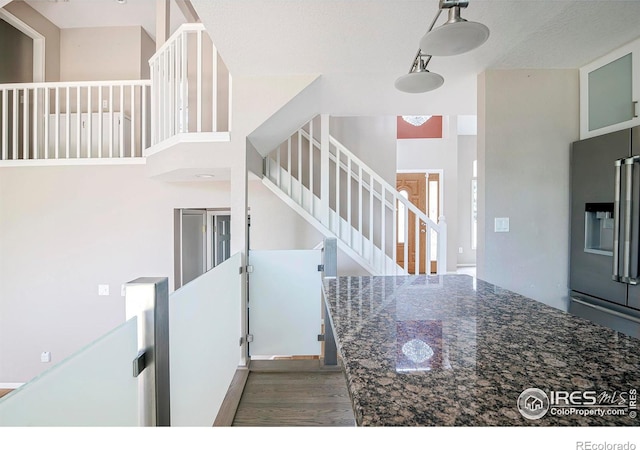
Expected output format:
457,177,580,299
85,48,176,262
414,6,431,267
0,165,230,383
60,26,152,81
457,135,477,266
329,116,397,185
0,168,369,383
248,180,370,276
396,117,459,273
478,69,579,311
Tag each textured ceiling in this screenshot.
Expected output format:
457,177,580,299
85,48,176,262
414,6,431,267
189,0,640,115
191,0,640,76
23,0,187,40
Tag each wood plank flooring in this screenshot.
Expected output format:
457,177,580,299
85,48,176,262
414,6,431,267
0,389,12,399
232,361,356,427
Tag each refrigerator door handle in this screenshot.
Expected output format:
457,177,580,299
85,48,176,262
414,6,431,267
623,157,639,284
613,159,623,282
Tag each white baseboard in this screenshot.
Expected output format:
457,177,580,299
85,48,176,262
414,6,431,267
0,383,25,389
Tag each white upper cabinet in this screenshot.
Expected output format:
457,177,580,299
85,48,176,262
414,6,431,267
580,38,640,139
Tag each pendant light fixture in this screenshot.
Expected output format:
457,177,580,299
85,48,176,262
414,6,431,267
395,0,489,94
395,53,444,93
420,1,489,56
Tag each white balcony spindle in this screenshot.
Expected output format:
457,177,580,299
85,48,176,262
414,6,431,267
65,86,70,159
76,87,81,158
142,84,147,152
33,87,39,159
44,87,49,159
1,90,6,160
130,85,135,157
109,85,114,158
87,86,92,158
54,87,60,159
181,33,187,134
119,86,124,157
211,45,218,132
13,89,19,160
98,86,103,158
196,29,202,132
23,89,29,159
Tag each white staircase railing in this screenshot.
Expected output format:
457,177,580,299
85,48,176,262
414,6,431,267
0,80,150,161
263,116,447,275
148,23,231,147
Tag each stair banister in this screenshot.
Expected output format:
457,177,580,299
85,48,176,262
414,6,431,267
264,116,447,276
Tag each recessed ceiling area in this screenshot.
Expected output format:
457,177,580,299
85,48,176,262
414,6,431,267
189,0,640,115
24,0,188,41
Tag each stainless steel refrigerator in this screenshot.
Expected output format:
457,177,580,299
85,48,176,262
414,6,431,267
570,126,640,338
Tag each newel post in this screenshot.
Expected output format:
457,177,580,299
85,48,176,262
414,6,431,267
437,215,447,275
125,277,171,427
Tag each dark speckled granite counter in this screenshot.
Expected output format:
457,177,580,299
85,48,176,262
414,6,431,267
322,275,640,426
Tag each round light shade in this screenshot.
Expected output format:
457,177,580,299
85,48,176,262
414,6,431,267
395,71,444,93
420,21,489,56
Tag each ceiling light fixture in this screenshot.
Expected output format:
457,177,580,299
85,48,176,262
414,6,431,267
395,0,489,94
420,1,489,56
395,53,444,94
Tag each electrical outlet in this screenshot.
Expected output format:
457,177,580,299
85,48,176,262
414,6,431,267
41,351,51,363
98,284,110,296
458,247,463,254
102,100,108,109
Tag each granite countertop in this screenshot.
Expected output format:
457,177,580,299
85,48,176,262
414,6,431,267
322,275,640,426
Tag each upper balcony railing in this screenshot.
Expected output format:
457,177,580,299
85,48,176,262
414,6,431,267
148,23,231,149
0,80,151,163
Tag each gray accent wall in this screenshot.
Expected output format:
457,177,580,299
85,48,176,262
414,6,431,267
0,18,33,83
478,69,579,311
4,1,60,82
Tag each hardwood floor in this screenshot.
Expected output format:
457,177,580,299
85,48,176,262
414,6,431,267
0,389,12,399
231,360,356,427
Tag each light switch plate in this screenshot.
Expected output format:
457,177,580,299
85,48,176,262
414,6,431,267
98,284,110,296
495,217,510,233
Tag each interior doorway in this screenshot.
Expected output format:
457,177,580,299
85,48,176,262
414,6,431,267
0,10,45,83
396,172,441,274
174,208,231,289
